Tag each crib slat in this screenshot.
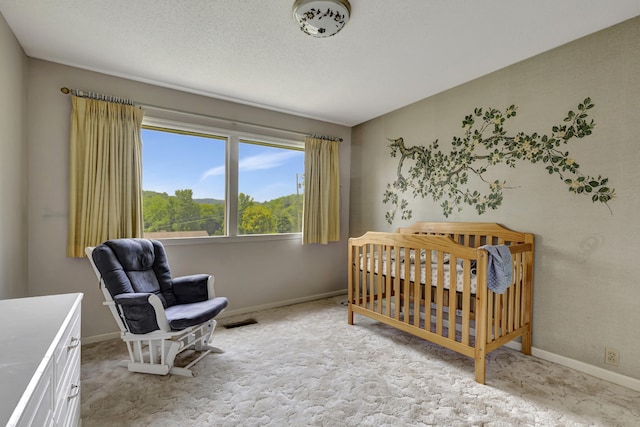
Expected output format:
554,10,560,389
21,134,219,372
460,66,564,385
523,245,534,355
348,245,357,324
368,244,373,307
507,260,515,333
501,291,508,336
436,252,444,336
403,248,411,324
448,255,457,340
413,248,421,327
348,246,363,325
375,244,384,313
521,249,533,328
360,244,366,306
362,245,369,308
505,291,510,334
521,252,527,326
461,259,471,346
500,287,508,338
373,244,378,310
393,245,401,320
385,247,392,317
492,293,497,340
514,252,522,330
495,292,501,338
424,250,433,332
487,289,494,342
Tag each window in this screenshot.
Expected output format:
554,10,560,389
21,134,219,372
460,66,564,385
238,140,304,235
141,121,304,239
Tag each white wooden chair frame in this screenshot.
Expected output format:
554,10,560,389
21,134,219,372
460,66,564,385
86,247,224,377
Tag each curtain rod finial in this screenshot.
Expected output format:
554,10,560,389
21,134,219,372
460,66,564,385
60,87,70,94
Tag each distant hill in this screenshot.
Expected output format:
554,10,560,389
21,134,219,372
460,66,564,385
143,191,224,205
194,198,224,205
143,190,298,206
197,196,298,206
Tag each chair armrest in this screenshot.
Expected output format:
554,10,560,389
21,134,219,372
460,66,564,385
172,274,213,304
114,292,154,306
113,293,170,334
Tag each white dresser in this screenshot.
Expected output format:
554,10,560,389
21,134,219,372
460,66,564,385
0,293,83,427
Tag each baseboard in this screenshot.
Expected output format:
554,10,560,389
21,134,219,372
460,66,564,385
216,289,348,320
82,331,120,345
504,341,640,392
82,289,348,345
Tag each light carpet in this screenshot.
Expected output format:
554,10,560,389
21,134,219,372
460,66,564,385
81,297,640,426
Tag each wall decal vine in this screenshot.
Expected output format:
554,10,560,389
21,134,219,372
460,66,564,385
383,98,615,224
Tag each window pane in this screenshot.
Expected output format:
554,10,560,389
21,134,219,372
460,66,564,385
238,140,304,235
142,127,226,238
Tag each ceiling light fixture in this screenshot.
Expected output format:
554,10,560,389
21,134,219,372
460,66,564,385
293,0,351,38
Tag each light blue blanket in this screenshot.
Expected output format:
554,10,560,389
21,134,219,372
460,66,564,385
479,245,512,294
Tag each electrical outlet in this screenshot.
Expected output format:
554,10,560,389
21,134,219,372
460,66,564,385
605,347,620,366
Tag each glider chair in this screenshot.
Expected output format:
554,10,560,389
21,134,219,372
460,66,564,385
86,238,228,377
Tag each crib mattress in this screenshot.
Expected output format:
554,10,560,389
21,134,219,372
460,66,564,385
359,252,477,294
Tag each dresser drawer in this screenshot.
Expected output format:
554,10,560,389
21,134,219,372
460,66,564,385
53,301,81,427
53,354,80,427
62,384,81,427
54,303,81,394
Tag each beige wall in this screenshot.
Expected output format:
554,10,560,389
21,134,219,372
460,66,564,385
0,13,28,299
26,59,351,338
351,16,640,380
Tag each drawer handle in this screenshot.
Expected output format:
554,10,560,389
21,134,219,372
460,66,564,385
67,384,80,400
67,336,81,349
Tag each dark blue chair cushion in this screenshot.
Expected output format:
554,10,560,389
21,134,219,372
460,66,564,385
165,297,229,330
172,274,210,304
92,238,177,307
113,293,160,334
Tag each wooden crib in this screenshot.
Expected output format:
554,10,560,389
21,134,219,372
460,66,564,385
347,222,534,384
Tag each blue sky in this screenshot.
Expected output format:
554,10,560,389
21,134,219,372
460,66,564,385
142,128,304,202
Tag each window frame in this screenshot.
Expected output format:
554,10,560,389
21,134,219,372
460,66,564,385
141,116,305,245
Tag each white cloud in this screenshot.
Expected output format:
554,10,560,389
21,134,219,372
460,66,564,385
200,150,301,180
240,150,300,172
201,165,225,179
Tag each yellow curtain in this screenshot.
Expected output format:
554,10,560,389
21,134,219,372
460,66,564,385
302,137,340,244
66,96,145,257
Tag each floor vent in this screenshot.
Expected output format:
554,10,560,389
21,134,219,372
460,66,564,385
223,318,258,329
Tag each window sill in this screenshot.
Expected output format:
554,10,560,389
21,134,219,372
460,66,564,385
156,233,302,247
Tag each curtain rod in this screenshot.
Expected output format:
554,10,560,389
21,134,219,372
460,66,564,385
60,87,343,142
60,86,135,106
309,134,343,142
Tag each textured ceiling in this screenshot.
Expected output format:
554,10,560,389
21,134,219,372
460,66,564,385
1,0,639,126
